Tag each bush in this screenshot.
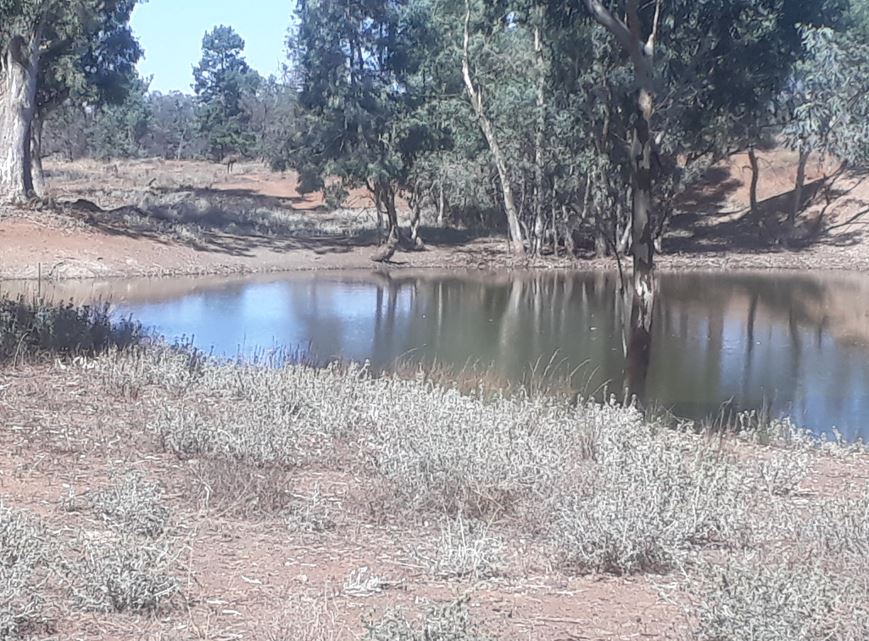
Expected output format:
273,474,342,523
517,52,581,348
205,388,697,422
0,296,141,362
689,558,869,641
802,491,869,563
66,534,178,613
362,384,609,518
551,425,751,575
365,599,489,641
0,506,51,640
89,471,170,538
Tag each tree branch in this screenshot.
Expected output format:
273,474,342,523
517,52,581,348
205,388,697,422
647,0,662,54
584,0,634,53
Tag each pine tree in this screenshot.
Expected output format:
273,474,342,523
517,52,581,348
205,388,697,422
193,25,258,162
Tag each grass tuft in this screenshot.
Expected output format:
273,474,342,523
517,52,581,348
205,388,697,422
418,518,504,580
286,486,336,534
365,599,489,641
0,506,51,641
89,471,170,538
65,534,178,613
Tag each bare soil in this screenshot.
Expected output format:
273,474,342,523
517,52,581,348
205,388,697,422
0,150,867,281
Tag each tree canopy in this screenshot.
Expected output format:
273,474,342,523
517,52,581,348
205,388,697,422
0,0,143,199
193,25,259,161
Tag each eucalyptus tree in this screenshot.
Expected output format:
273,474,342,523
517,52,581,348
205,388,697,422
575,0,847,395
84,75,151,160
244,74,299,163
457,0,529,253
0,0,142,201
142,91,202,160
277,0,439,241
783,20,869,227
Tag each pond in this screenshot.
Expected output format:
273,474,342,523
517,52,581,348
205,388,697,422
9,269,869,442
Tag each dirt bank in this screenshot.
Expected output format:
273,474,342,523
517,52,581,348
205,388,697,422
0,150,866,281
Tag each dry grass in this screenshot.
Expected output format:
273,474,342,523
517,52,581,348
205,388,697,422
285,486,337,534
0,506,52,641
417,518,505,580
688,557,869,641
364,599,489,641
185,459,296,517
41,158,394,245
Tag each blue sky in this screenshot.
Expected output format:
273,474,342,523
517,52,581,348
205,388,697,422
131,0,294,94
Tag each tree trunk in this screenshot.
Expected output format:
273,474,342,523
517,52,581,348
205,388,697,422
748,144,759,220
550,179,559,257
372,184,386,240
437,180,446,227
594,226,609,258
409,187,425,250
624,89,656,399
0,36,40,203
462,0,524,255
531,5,546,256
30,114,46,197
382,183,399,237
584,0,660,399
789,145,810,229
616,209,631,254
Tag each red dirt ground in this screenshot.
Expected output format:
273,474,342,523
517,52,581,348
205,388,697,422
0,149,867,281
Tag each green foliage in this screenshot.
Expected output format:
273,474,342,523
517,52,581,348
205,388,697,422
245,74,299,162
193,25,259,161
275,0,441,219
0,0,144,114
19,0,869,251
85,75,151,160
143,91,203,160
784,21,869,164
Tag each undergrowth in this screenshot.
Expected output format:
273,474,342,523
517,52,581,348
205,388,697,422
0,506,52,641
0,295,141,362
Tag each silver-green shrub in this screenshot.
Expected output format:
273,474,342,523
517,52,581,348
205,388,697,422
66,534,178,613
690,558,869,641
90,471,170,537
551,424,752,575
0,506,51,640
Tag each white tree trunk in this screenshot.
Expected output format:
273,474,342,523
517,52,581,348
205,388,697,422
31,115,47,197
462,0,525,255
0,36,40,203
532,5,546,256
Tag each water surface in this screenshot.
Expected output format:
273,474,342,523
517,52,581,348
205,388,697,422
9,269,869,441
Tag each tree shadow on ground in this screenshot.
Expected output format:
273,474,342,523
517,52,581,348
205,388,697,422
58,195,495,260
666,166,869,255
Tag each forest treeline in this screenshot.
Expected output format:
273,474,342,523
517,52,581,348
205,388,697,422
2,0,868,259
